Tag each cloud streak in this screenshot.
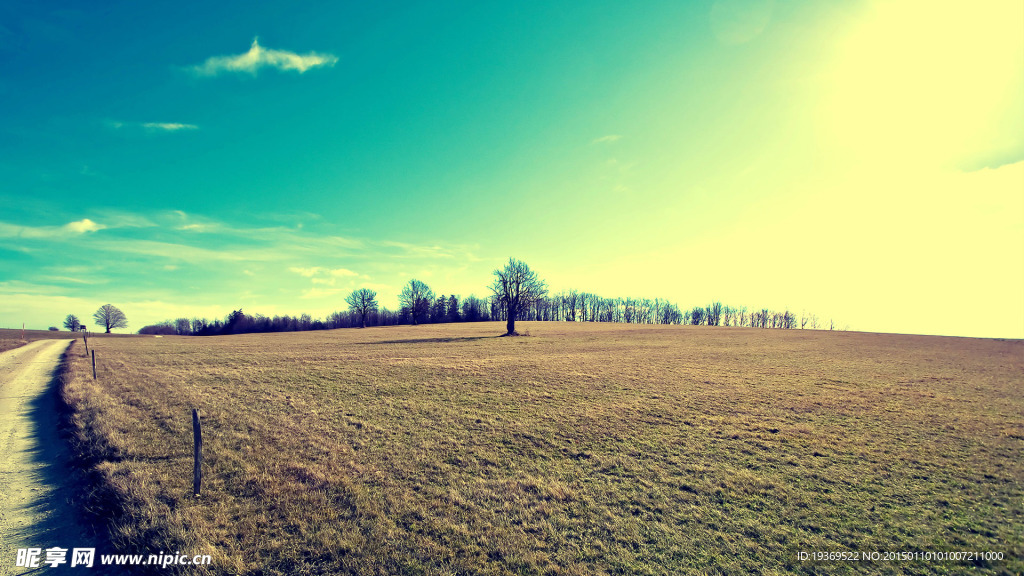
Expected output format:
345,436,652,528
142,122,198,132
108,121,199,133
0,219,106,238
89,239,279,263
191,38,338,76
2,209,490,328
289,266,359,278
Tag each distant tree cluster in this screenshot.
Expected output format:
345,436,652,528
682,303,799,329
133,258,835,336
55,307,125,333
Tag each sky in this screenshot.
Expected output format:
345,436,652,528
1,0,1022,338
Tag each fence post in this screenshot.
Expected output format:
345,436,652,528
91,350,96,380
84,331,89,355
192,409,203,497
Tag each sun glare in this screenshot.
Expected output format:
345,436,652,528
821,0,1023,170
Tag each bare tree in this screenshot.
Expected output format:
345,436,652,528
637,299,653,323
345,288,378,328
63,314,81,332
565,290,579,322
461,295,486,322
651,298,663,324
490,258,548,335
93,304,128,333
783,309,797,329
175,318,191,335
690,306,705,325
708,301,723,326
400,279,434,325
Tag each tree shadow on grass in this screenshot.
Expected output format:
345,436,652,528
360,335,504,345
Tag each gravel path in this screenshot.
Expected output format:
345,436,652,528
0,340,102,575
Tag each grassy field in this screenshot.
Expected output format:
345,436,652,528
57,322,1022,575
0,327,137,354
0,327,79,353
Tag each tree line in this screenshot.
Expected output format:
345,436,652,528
135,258,836,336
57,305,129,333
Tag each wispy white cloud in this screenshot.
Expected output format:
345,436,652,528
0,218,106,238
290,266,323,278
172,213,291,236
0,222,48,238
42,275,106,285
592,134,622,144
2,211,475,270
3,209,489,325
142,122,198,132
89,238,277,263
378,240,462,259
290,266,361,286
191,38,338,76
107,120,198,133
65,218,105,233
91,210,156,229
170,210,221,232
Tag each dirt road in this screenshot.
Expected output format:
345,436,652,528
0,339,101,574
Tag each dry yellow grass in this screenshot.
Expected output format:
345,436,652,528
0,328,133,354
58,322,1023,575
0,328,76,353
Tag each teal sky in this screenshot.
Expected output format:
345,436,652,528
2,1,1022,338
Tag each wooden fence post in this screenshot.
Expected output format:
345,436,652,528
84,331,89,355
192,409,203,497
91,350,96,380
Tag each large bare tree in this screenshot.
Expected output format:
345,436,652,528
93,304,127,333
490,258,547,335
399,279,434,325
345,288,378,328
